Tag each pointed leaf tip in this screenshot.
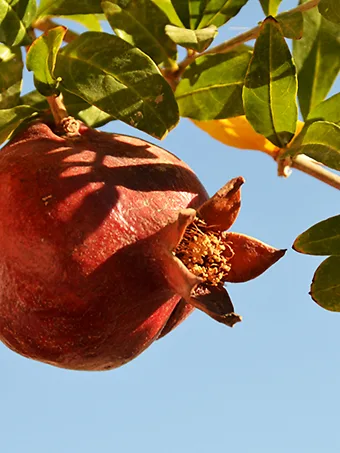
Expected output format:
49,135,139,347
224,233,286,283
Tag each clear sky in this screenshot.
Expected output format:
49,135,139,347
1,1,340,452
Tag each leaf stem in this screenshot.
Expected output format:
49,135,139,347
47,93,80,137
291,155,340,190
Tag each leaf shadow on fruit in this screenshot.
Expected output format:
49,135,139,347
11,123,205,247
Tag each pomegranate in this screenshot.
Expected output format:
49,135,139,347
0,121,284,370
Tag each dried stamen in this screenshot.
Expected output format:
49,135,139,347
175,217,234,286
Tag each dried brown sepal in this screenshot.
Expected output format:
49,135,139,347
157,209,196,251
198,176,244,231
190,285,242,327
223,232,286,283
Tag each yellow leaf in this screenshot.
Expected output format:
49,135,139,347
192,116,304,156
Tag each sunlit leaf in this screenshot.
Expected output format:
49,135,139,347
56,32,179,139
286,121,340,170
0,44,23,109
102,0,176,65
318,0,340,24
170,0,249,29
259,0,282,16
26,26,66,96
197,0,250,29
243,17,297,148
0,105,37,145
293,1,340,119
0,0,36,46
294,215,340,256
60,14,102,31
150,0,183,26
176,47,252,120
20,89,113,128
307,93,340,125
311,256,340,311
37,0,102,18
165,24,217,52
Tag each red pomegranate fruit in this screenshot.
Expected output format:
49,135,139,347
0,121,285,370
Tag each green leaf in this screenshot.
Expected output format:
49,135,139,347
294,215,340,256
176,47,252,120
76,104,112,128
259,0,282,16
20,89,48,110
0,0,36,46
55,32,179,139
197,0,249,29
170,0,249,29
60,14,102,31
165,24,217,52
150,0,183,26
293,1,340,119
170,0,191,28
102,0,176,65
318,0,340,24
0,105,37,145
0,44,23,109
37,0,102,18
311,256,340,312
287,121,340,171
307,93,340,125
243,17,297,148
276,10,303,40
26,26,66,96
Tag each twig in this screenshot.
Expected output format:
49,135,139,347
205,0,321,56
33,18,79,43
47,93,80,137
177,0,321,74
291,155,340,190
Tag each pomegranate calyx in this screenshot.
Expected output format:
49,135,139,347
223,233,287,283
198,176,244,231
190,285,242,327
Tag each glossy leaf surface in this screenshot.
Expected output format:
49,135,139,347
56,32,179,138
102,0,177,65
293,1,340,119
165,24,217,52
0,44,23,109
243,17,297,148
311,256,340,312
176,47,252,120
26,26,66,96
287,121,340,171
294,215,340,256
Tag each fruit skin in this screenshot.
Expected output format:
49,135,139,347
0,122,208,371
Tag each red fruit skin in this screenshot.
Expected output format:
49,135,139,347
0,122,208,370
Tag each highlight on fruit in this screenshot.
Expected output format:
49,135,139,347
0,118,285,371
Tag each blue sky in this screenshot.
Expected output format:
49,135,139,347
1,1,340,452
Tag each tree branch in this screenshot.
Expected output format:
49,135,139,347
178,0,321,74
291,155,340,190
